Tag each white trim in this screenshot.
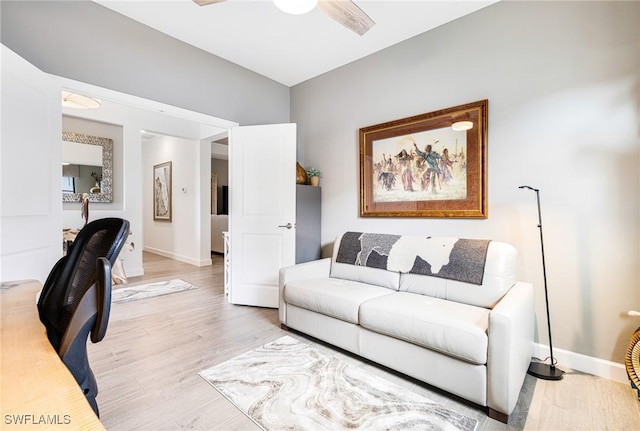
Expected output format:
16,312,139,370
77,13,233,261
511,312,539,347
143,246,212,268
533,343,628,384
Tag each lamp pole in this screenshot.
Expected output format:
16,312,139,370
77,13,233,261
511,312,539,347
519,185,564,380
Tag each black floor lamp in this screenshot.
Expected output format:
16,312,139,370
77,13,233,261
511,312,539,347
519,185,564,380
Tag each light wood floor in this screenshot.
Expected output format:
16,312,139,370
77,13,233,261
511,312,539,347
89,252,640,430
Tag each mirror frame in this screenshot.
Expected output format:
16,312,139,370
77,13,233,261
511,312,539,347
62,131,113,203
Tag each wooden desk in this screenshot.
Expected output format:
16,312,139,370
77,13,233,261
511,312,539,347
0,280,105,430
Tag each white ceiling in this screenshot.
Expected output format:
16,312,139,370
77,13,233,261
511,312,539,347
93,0,499,87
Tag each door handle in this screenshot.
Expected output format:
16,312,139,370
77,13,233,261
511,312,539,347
278,223,294,229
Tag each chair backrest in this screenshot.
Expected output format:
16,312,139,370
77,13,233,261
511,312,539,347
37,217,129,416
59,257,113,416
38,217,130,351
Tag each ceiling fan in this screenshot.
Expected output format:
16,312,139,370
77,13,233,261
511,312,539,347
192,0,375,36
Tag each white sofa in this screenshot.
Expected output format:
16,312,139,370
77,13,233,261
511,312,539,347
279,232,534,422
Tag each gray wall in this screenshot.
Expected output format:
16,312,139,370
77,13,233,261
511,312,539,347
291,1,640,363
0,0,289,126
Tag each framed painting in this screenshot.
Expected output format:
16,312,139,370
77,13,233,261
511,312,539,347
359,100,488,218
153,161,172,221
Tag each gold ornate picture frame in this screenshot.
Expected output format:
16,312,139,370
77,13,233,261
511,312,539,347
359,100,488,218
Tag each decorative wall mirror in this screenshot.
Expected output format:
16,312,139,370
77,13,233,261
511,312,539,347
62,131,113,203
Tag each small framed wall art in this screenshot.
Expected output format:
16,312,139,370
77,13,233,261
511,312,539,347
153,161,172,221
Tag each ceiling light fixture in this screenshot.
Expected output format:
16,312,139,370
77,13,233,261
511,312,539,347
61,91,101,109
451,121,473,131
273,0,318,15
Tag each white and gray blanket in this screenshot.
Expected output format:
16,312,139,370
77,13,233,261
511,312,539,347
336,232,490,285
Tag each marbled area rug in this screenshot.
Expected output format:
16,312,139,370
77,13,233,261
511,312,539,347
199,336,478,431
112,279,196,303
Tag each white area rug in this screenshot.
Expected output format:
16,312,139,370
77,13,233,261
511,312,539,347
112,279,196,303
199,335,478,431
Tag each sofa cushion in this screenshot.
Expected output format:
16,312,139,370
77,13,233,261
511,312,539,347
330,263,400,291
330,233,400,290
359,292,490,365
284,278,394,324
399,241,517,309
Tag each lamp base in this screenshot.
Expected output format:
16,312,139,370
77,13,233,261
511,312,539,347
527,361,564,380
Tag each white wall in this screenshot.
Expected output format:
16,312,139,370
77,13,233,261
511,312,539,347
0,46,62,283
291,1,640,364
143,134,211,267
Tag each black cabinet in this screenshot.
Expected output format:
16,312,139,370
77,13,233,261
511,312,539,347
296,185,321,263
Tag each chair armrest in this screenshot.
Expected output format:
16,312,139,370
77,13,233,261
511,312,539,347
92,257,112,343
487,281,534,416
278,258,331,324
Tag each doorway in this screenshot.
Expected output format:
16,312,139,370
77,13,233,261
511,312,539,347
210,133,228,255
57,76,238,277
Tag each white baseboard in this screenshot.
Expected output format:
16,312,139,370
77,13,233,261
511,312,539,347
533,343,628,384
143,246,212,267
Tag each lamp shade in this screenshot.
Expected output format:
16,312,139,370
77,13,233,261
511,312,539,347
451,121,473,131
274,0,318,15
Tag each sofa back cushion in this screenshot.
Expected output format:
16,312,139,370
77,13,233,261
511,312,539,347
399,241,517,308
330,232,517,308
334,232,492,284
330,233,400,290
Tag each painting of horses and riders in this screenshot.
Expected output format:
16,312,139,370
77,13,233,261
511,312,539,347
372,127,468,203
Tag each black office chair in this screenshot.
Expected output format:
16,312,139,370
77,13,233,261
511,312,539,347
38,217,130,416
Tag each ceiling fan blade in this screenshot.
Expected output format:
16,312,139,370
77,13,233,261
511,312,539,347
317,0,375,36
192,0,226,6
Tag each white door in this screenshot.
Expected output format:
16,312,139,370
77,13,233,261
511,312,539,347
0,45,62,283
228,123,296,307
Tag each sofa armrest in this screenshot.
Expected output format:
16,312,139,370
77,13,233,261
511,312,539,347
487,281,534,416
278,258,332,324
